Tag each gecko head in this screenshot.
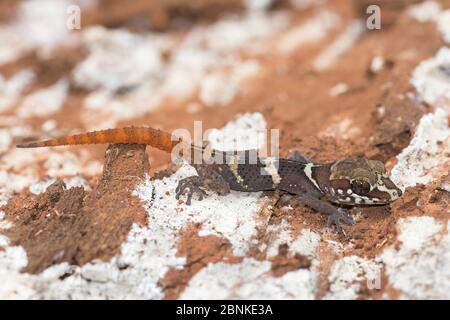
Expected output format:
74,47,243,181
326,157,402,205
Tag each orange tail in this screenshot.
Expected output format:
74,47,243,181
16,127,181,153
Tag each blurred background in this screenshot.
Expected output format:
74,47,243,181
1,0,448,192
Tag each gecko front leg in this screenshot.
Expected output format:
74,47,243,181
295,192,355,233
175,164,231,205
176,176,208,205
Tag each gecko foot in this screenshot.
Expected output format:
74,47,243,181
175,176,208,205
277,193,294,207
327,208,355,233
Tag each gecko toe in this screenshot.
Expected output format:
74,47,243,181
277,194,294,207
327,209,355,233
186,193,193,205
339,208,355,225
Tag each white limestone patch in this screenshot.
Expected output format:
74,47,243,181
266,219,320,258
16,80,69,118
73,26,170,128
28,179,57,195
0,234,27,272
75,12,289,127
0,125,32,155
0,220,184,299
437,10,450,44
207,112,267,152
380,217,450,299
82,87,161,130
313,20,365,71
0,238,32,299
391,108,450,190
0,213,33,298
291,0,325,10
394,216,442,251
290,229,321,257
140,166,267,257
0,130,13,154
160,11,287,102
44,150,102,178
0,112,273,299
0,0,78,65
278,10,339,54
194,11,288,53
328,82,348,96
0,172,36,207
369,56,385,74
411,47,450,105
73,26,166,93
441,176,450,192
34,221,187,299
0,70,35,112
41,120,57,133
320,118,361,140
1,162,266,299
0,212,11,230
2,147,99,177
0,145,101,207
29,175,90,195
244,0,274,11
324,256,382,300
199,60,260,107
401,49,450,189
408,1,450,43
0,162,266,299
161,12,286,101
408,0,442,23
324,239,344,253
180,258,316,299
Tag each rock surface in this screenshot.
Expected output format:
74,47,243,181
0,0,449,299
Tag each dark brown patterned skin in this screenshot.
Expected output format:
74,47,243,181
173,156,357,232
16,127,402,232
175,152,402,233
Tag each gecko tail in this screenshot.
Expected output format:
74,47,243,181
16,127,180,153
16,142,47,148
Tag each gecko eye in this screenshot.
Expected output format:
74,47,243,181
350,180,371,195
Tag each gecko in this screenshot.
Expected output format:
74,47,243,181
16,126,402,233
